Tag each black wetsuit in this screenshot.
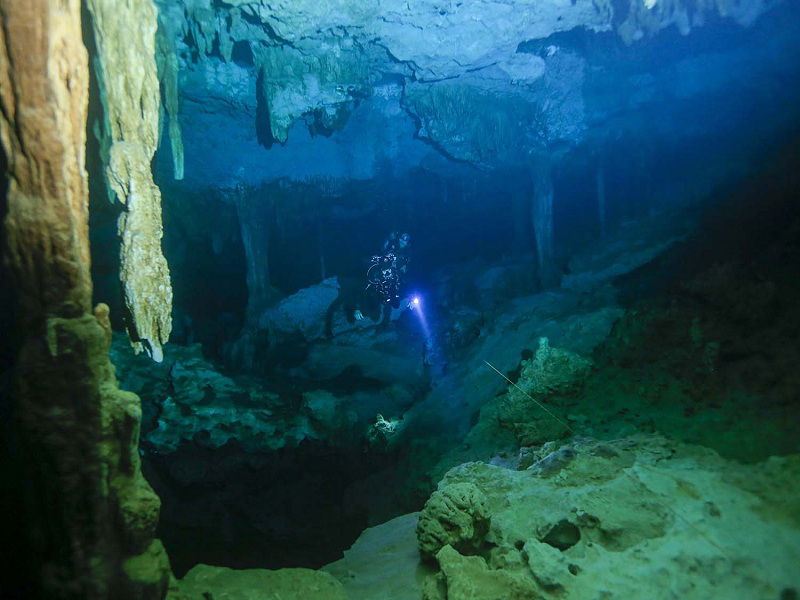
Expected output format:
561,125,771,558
376,237,409,308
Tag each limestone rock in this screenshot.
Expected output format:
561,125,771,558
420,435,800,599
432,545,540,600
253,42,378,145
156,15,185,180
304,389,358,435
404,80,544,166
617,0,778,44
417,482,491,561
324,513,429,600
155,0,785,178
305,342,426,386
87,0,173,361
111,335,356,453
523,540,570,590
497,337,592,445
261,277,342,344
0,2,171,596
170,564,348,600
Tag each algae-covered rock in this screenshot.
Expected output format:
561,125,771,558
497,337,592,445
431,545,540,600
417,482,491,561
171,564,348,600
111,335,357,453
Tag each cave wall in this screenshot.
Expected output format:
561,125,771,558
0,2,171,597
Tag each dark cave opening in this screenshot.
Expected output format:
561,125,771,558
143,435,419,577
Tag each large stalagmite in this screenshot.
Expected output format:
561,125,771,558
0,0,171,598
87,0,173,362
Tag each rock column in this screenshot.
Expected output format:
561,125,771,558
596,164,607,238
236,190,274,323
0,1,171,597
531,157,559,288
511,183,531,256
226,188,275,370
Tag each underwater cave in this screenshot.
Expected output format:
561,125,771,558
1,0,800,598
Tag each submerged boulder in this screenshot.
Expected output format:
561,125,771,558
260,277,341,344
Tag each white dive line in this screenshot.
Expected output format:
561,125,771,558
483,359,574,433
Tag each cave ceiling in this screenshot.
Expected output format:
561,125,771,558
151,0,797,189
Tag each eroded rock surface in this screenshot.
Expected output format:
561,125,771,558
420,435,800,599
417,483,491,561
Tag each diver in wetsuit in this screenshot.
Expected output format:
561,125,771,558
356,231,412,321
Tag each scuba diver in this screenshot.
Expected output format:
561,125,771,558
355,231,412,322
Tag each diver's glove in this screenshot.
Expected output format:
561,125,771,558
354,309,364,321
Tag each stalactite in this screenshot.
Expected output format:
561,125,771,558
156,17,185,180
87,0,173,362
0,0,171,596
531,157,559,288
187,5,217,58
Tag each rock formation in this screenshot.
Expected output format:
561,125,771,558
161,0,781,165
110,334,358,453
417,435,800,599
87,0,173,362
0,1,171,597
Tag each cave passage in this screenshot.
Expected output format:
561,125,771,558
2,0,800,598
